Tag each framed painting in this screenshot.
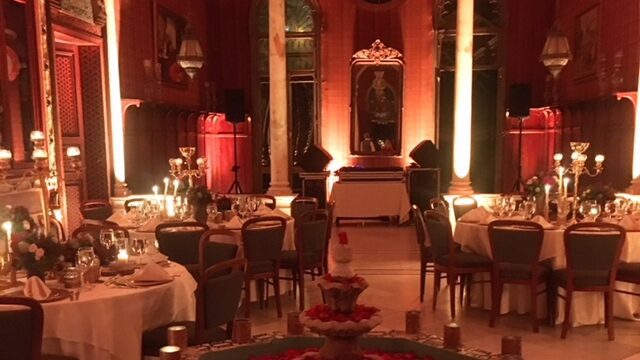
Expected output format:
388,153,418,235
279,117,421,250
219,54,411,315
573,5,599,80
153,2,189,87
350,40,404,156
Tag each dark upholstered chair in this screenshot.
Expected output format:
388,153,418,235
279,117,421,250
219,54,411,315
216,193,277,210
452,196,477,220
429,197,450,217
554,222,625,340
123,197,147,212
323,201,336,274
198,229,239,273
424,210,492,319
488,220,551,332
412,205,434,302
155,222,209,277
290,196,319,222
80,199,113,221
142,258,245,355
616,261,640,295
241,216,287,318
281,209,329,310
0,296,43,360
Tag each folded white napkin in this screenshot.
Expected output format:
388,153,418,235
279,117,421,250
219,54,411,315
225,215,244,229
531,215,554,229
138,252,169,265
23,276,51,300
138,217,163,232
620,215,640,231
459,207,490,223
132,261,172,282
107,212,133,227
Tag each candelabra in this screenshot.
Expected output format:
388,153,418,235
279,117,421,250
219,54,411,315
553,142,605,220
168,147,208,188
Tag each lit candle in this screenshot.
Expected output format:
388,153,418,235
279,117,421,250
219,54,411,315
30,130,45,142
117,248,128,263
152,185,159,197
172,179,180,198
544,184,551,219
558,167,565,196
31,149,48,160
553,153,563,162
163,177,170,197
571,151,579,161
66,146,81,158
166,195,175,217
563,177,570,197
2,221,12,254
196,157,207,167
595,154,605,163
0,149,11,160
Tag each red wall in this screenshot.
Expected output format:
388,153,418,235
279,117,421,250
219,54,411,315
118,0,209,108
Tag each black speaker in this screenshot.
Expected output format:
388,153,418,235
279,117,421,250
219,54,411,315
508,83,531,118
225,89,245,123
409,140,439,168
298,144,333,172
407,168,440,212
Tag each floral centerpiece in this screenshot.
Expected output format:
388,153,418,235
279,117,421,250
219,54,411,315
581,183,616,207
7,206,63,279
187,185,213,223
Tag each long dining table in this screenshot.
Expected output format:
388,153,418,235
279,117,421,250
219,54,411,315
454,221,640,326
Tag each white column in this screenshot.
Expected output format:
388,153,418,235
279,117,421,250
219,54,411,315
627,69,640,193
448,0,474,195
105,0,128,196
267,0,292,195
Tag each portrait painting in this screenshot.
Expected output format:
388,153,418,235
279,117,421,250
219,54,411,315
574,5,599,79
153,3,188,86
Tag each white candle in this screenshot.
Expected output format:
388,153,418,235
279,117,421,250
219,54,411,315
152,185,159,197
595,154,605,163
32,149,48,160
0,149,11,160
30,130,45,142
163,177,170,197
563,178,570,197
1,221,12,254
172,179,180,198
117,248,128,263
166,195,175,217
558,167,565,196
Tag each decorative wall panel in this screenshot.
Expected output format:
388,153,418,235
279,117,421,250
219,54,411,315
55,54,81,137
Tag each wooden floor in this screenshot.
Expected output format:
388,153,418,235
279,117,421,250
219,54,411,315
247,221,640,360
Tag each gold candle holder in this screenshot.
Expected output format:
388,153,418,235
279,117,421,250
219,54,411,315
287,312,304,336
232,318,252,344
405,310,422,334
443,322,461,350
167,325,188,349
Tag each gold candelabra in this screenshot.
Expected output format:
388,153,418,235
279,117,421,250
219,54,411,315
168,147,208,188
553,142,605,220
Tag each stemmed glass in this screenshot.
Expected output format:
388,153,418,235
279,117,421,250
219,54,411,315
77,247,97,289
506,197,518,217
603,201,618,222
99,229,116,263
522,200,537,220
580,200,600,222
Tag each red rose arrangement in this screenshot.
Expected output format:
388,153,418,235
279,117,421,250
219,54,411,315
304,304,379,323
248,348,433,360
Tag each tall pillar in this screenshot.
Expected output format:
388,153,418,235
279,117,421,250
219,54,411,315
105,0,128,196
626,67,640,193
448,0,474,195
267,0,292,195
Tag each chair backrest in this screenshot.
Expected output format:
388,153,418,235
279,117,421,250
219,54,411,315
155,222,209,266
564,222,626,284
296,210,328,257
199,229,239,273
429,197,450,217
80,199,113,221
452,195,477,220
196,258,244,342
241,216,286,262
123,197,147,212
424,210,453,261
47,217,66,243
412,205,429,250
216,193,277,210
0,297,43,360
488,220,544,266
290,196,319,222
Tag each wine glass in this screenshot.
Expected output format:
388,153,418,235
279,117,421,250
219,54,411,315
522,200,537,220
580,200,600,222
507,197,518,217
603,201,618,222
77,247,96,289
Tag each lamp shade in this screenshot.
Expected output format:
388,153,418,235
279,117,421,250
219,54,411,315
176,27,204,79
540,21,572,78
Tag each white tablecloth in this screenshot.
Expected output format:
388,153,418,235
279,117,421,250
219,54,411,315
330,181,411,223
2,264,197,360
454,222,640,326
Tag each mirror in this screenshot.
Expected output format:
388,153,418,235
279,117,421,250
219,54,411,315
350,40,404,156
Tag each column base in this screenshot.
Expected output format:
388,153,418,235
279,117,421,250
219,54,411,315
448,180,473,195
267,182,294,196
627,177,640,194
113,181,130,197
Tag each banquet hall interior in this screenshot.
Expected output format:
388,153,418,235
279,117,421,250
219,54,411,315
2,0,640,359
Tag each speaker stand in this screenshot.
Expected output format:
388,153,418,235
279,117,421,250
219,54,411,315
511,116,526,193
227,122,243,194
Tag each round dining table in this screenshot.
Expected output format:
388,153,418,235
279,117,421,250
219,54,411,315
1,263,196,360
454,221,640,326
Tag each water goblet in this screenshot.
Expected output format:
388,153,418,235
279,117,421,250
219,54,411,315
603,201,618,222
76,247,96,289
523,200,536,220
